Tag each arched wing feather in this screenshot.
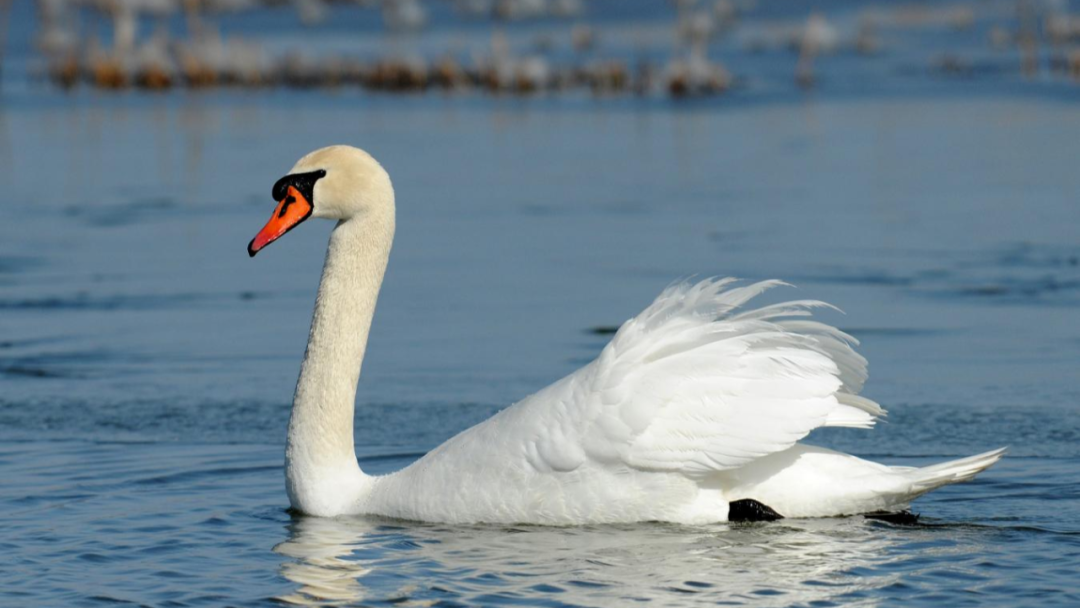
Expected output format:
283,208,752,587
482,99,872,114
577,279,884,478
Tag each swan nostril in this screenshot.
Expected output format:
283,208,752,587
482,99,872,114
278,195,297,219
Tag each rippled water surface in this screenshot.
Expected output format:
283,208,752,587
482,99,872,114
3,58,1080,608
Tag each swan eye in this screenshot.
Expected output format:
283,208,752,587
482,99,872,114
272,169,327,203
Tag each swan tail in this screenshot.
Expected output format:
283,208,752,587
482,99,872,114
902,447,1007,496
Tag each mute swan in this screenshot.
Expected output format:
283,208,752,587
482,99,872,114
248,145,1005,524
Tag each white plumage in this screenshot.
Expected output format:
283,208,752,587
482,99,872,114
251,145,1004,524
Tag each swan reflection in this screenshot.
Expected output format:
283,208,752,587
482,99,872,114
274,515,925,607
273,517,377,605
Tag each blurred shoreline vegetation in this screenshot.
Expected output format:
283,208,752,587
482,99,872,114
25,0,1080,98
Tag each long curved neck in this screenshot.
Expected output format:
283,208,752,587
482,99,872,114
285,208,394,515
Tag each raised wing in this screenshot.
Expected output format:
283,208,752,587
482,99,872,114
573,278,884,478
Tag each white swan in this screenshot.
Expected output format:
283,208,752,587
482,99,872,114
248,145,1005,524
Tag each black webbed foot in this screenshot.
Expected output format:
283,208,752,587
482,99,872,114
864,510,920,525
728,499,784,522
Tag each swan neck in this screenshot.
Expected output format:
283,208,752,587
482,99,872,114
285,210,394,514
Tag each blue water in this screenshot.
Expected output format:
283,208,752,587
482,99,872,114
4,2,1080,606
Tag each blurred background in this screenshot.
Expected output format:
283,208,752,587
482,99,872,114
15,0,1080,95
2,1,1080,607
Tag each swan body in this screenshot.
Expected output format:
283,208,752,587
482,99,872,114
248,145,1004,524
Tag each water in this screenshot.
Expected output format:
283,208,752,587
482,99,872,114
3,443,1075,607
4,4,1080,605
3,95,1077,607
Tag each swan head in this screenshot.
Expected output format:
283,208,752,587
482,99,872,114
248,145,394,257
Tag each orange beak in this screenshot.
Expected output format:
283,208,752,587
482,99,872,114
248,185,313,257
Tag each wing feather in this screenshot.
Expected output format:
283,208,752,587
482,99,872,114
573,278,884,478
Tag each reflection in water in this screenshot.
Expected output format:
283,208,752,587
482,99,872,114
274,517,376,606
273,514,930,607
